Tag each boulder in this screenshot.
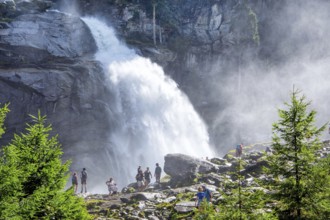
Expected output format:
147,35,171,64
246,151,264,161
217,164,232,174
240,160,269,177
130,193,163,202
164,153,217,186
147,216,160,220
199,173,223,187
174,201,196,213
210,157,227,165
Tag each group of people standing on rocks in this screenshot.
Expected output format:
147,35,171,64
71,168,88,194
71,163,162,194
136,163,162,191
72,167,118,195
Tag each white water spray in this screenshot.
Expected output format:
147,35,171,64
83,17,214,193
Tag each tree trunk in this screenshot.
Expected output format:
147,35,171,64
153,3,156,46
159,26,162,44
293,116,301,219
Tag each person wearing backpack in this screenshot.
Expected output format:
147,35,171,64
236,143,243,157
144,167,152,187
80,168,88,193
202,185,212,203
136,170,144,191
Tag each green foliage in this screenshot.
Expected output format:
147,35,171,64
311,155,330,218
160,174,171,183
176,192,195,201
0,111,91,219
86,199,104,210
127,186,136,193
267,88,329,219
216,190,275,220
156,202,173,210
215,159,275,220
0,103,9,139
172,211,194,219
193,200,218,220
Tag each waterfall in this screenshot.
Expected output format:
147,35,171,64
83,17,214,193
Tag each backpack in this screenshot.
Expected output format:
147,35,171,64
136,173,143,181
72,175,77,183
155,166,161,174
144,171,151,180
204,188,212,201
81,170,87,180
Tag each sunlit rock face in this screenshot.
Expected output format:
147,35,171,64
0,11,96,64
0,11,113,157
164,153,217,186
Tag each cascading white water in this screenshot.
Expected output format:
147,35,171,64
83,17,214,193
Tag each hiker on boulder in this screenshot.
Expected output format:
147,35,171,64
195,186,205,210
236,143,243,157
154,163,162,183
106,177,118,195
80,168,88,193
72,172,78,193
137,165,142,173
136,170,144,191
144,167,152,187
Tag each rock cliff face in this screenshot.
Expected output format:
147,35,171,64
0,0,283,152
0,0,316,154
54,0,270,151
0,6,116,162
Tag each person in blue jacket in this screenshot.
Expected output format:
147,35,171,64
195,186,205,209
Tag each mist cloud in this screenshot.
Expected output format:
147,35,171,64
209,0,330,154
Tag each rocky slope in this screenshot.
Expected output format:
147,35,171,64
84,143,330,219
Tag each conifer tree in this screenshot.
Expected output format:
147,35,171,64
267,88,329,219
308,154,330,219
214,159,275,220
0,111,91,219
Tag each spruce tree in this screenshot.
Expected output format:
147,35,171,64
214,159,275,220
308,154,330,219
267,88,329,219
0,111,91,219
